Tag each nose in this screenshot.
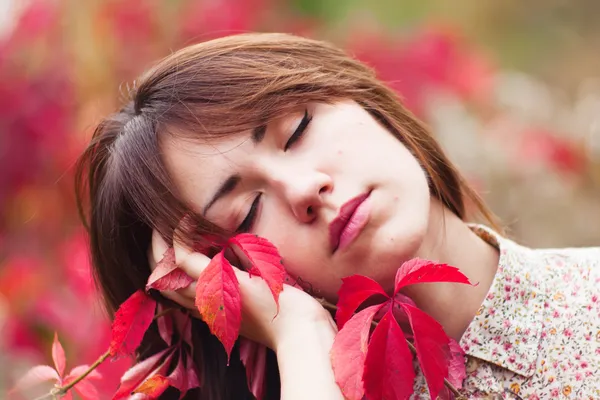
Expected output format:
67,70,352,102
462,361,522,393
271,170,332,223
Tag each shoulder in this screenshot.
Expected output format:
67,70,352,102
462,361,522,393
531,245,600,266
461,225,600,398
470,223,600,271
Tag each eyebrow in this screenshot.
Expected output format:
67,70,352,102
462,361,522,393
202,124,267,215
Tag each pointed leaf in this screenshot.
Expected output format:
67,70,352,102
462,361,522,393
133,375,170,398
185,352,201,390
72,380,100,400
195,250,241,361
363,310,415,400
390,296,414,339
52,332,66,378
112,347,172,400
446,338,466,388
335,275,389,330
65,365,102,381
399,303,450,399
109,290,157,357
438,339,467,400
167,351,187,399
394,259,473,293
12,365,59,391
331,304,383,400
239,338,267,400
156,306,173,346
229,234,286,307
146,247,194,291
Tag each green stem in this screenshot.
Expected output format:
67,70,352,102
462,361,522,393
35,307,177,400
55,350,111,396
317,298,465,399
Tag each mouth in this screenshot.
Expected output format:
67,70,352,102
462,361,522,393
329,191,372,254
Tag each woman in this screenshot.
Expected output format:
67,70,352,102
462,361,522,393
76,33,600,399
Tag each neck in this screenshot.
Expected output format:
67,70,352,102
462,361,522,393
402,198,499,341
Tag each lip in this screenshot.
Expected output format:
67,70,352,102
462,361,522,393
329,191,371,254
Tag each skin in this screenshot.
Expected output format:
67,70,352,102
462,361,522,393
152,100,500,398
163,101,433,300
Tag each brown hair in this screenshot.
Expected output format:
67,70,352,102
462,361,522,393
75,32,499,399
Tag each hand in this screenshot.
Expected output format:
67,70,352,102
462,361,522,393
149,230,336,350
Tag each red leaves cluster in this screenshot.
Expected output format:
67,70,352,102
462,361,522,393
112,309,200,399
146,233,283,399
15,235,472,400
331,259,472,399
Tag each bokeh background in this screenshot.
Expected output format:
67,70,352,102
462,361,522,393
1,0,599,398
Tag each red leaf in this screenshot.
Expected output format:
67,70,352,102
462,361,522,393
185,352,201,390
394,258,473,293
12,365,59,392
229,234,286,307
109,290,157,357
363,310,415,400
72,379,99,400
239,338,267,400
446,338,466,388
134,375,170,398
195,250,241,361
112,347,172,400
51,332,66,378
156,305,173,346
400,303,450,399
167,351,187,399
146,247,194,291
335,275,389,329
331,304,383,400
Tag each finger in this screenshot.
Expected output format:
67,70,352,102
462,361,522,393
172,237,211,280
162,290,196,313
151,230,170,270
176,281,197,300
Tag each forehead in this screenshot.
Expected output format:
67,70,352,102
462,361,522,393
160,132,252,210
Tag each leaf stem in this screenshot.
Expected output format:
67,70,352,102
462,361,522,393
55,350,111,396
34,307,177,400
316,298,465,399
153,306,176,321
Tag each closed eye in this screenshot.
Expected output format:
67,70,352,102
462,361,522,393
284,109,312,151
236,194,262,233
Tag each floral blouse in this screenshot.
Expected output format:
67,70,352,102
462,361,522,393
413,225,600,399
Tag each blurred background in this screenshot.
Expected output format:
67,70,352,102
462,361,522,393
1,0,599,398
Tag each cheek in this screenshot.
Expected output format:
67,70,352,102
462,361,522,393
259,223,340,297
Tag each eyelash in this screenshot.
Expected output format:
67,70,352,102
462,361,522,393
284,109,312,151
236,193,262,233
237,109,312,232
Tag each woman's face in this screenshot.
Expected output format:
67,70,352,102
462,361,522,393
162,101,431,300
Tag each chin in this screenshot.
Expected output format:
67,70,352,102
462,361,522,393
366,224,428,288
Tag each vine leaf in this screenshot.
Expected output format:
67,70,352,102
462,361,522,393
194,250,241,361
146,247,194,291
109,290,156,357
